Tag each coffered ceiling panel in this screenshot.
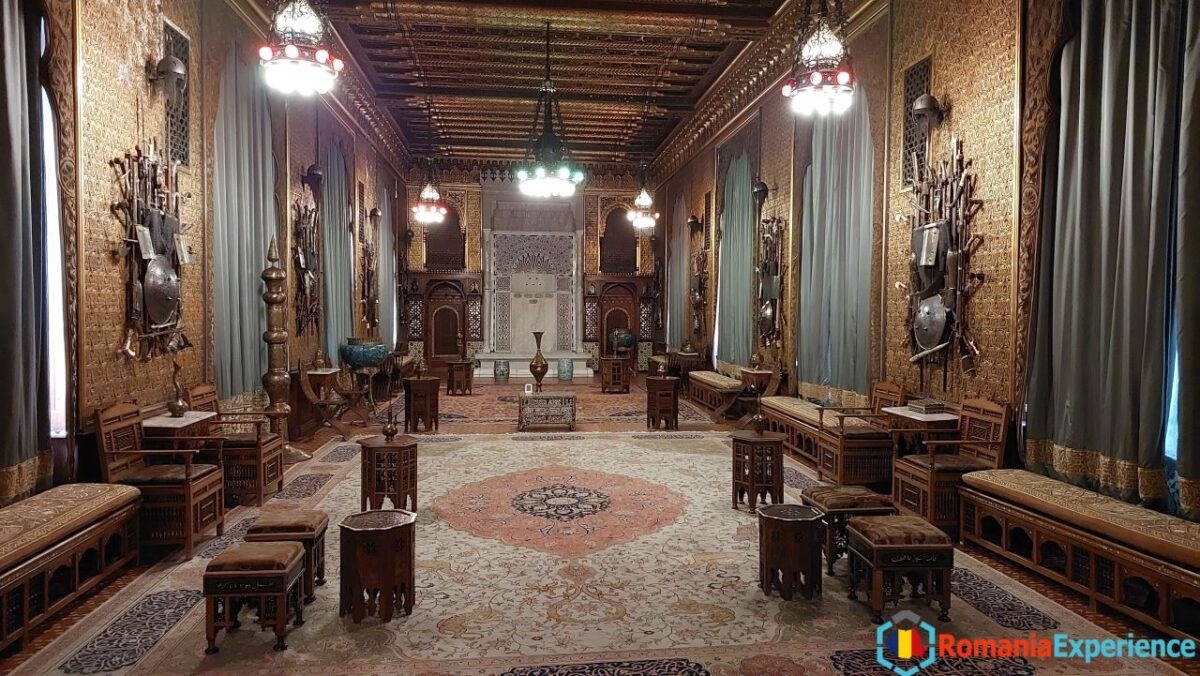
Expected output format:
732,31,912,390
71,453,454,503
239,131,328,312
325,0,785,168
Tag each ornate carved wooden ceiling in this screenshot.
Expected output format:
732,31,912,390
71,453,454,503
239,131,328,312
325,0,784,169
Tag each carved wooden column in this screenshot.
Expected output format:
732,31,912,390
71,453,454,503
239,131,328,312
263,238,310,463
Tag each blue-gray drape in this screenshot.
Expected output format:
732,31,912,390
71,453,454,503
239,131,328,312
1176,0,1200,518
667,194,689,349
0,0,50,505
715,152,754,366
322,141,353,364
213,49,274,398
796,88,873,393
1026,0,1198,514
378,183,396,349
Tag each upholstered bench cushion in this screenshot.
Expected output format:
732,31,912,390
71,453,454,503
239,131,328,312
689,371,742,391
207,542,304,573
901,454,991,472
803,485,893,511
760,397,879,435
0,484,140,571
119,463,220,485
848,515,952,546
221,432,280,447
247,510,329,536
963,469,1200,570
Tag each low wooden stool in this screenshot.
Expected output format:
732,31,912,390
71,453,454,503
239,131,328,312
801,485,896,574
446,360,474,395
244,510,329,604
646,375,680,430
846,515,953,624
758,504,824,600
203,541,305,653
600,356,630,393
340,510,416,623
731,430,785,510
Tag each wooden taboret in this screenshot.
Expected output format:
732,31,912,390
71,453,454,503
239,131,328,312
403,376,440,433
446,360,474,395
360,434,418,511
801,485,896,574
599,356,630,393
244,510,329,604
847,515,953,623
758,504,824,600
646,376,680,430
203,542,305,653
731,430,785,510
518,392,577,431
340,510,417,623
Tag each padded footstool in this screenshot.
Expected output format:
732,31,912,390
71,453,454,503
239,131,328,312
244,510,329,604
801,485,896,574
846,515,952,624
203,542,306,653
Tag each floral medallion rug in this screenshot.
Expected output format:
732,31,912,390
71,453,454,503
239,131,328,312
371,382,713,427
14,433,1181,676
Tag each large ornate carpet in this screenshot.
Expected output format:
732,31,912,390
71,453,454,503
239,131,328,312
374,382,712,428
14,433,1180,675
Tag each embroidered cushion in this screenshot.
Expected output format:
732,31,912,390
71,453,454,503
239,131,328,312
689,371,742,391
246,510,329,537
900,454,992,472
848,515,952,546
0,483,140,571
963,469,1200,570
802,485,894,512
206,541,303,573
119,463,220,485
760,397,880,435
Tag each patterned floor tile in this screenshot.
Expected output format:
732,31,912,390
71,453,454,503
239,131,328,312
830,649,1036,675
58,590,203,674
499,659,710,675
271,473,333,501
952,567,1061,631
323,443,361,463
195,517,256,559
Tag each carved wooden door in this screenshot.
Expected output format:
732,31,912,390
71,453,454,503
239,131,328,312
424,283,465,378
599,285,637,356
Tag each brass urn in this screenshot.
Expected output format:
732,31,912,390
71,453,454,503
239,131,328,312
529,331,549,392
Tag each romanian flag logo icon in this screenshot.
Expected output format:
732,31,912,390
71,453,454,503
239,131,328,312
886,627,928,660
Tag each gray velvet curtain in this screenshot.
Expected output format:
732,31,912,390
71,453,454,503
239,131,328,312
0,0,50,505
715,152,754,366
212,49,274,399
378,183,396,349
667,194,689,349
1174,1,1199,518
795,88,873,393
1026,0,1197,512
322,141,353,365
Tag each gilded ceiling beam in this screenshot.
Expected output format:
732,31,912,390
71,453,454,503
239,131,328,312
377,85,694,110
327,0,775,29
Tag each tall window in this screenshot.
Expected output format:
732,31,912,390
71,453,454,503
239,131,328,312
41,22,66,439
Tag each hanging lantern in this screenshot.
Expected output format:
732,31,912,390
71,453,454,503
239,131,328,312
411,159,448,225
516,23,585,198
259,0,344,96
627,165,659,231
782,2,854,117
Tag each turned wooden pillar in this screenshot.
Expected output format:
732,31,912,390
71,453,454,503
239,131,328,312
262,238,310,463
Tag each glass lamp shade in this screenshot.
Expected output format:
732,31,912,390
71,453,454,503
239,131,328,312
412,182,448,224
628,208,658,231
516,164,584,198
259,0,342,96
782,18,854,117
633,188,654,210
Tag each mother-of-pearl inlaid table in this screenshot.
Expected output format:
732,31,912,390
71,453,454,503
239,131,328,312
143,410,218,445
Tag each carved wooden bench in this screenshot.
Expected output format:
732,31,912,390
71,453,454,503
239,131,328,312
686,370,743,418
0,484,141,651
960,469,1200,640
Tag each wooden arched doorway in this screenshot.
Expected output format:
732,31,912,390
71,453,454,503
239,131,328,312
599,284,637,356
424,281,465,377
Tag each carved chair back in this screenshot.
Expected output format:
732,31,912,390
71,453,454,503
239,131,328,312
870,381,905,414
94,402,147,483
955,398,1010,468
185,383,221,414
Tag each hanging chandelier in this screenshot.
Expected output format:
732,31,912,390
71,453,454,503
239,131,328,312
412,159,448,225
781,1,854,116
516,22,585,198
259,0,344,96
628,164,659,231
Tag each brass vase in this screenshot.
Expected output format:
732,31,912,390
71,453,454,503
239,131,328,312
529,331,549,392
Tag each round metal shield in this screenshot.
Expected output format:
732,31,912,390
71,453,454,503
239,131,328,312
913,296,949,351
143,255,180,326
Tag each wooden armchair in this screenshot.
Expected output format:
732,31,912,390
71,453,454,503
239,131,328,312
185,383,284,507
805,381,904,488
891,398,1010,533
95,402,226,559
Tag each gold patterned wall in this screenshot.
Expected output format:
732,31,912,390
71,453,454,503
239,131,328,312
883,0,1019,403
79,0,205,417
